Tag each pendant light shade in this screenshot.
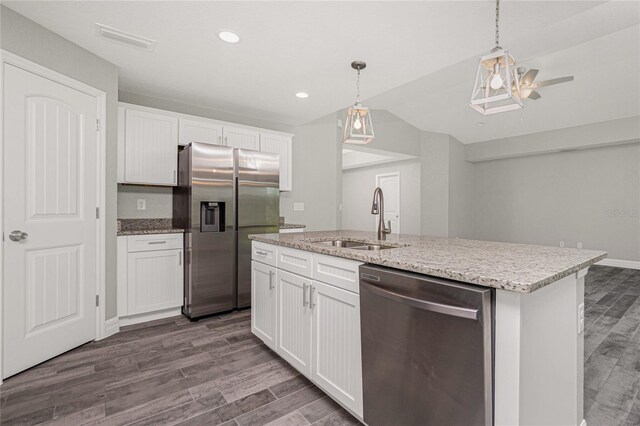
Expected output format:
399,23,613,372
470,0,523,115
344,61,375,144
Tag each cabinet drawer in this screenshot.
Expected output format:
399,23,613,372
252,241,277,266
313,254,363,293
127,233,183,252
277,246,313,278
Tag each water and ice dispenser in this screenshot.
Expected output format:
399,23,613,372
200,202,225,232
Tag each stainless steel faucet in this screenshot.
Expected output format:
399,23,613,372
371,187,391,240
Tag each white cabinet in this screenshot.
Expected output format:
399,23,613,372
310,280,363,416
117,234,184,322
251,243,364,419
277,270,312,376
251,261,277,351
260,132,293,191
179,118,223,146
122,107,178,185
224,125,260,150
127,249,183,315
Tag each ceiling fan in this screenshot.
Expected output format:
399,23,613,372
516,67,574,100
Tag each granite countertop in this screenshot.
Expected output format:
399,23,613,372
280,223,306,229
117,218,184,236
248,230,607,293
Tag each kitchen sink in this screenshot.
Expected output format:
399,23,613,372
316,240,397,251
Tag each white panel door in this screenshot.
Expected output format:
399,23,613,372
224,126,260,150
178,118,223,146
251,261,277,350
310,281,363,417
124,108,177,185
127,249,183,315
277,270,311,376
260,133,292,191
3,64,98,378
375,172,400,234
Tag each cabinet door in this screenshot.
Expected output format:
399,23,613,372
277,270,312,376
124,108,178,185
178,118,223,146
260,133,292,191
311,281,363,417
127,249,183,315
251,261,277,350
224,125,260,150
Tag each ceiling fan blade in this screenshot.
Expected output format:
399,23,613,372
534,76,574,88
528,90,542,100
521,69,539,85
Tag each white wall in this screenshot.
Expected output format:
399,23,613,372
420,131,451,237
342,159,421,235
2,6,120,319
472,143,640,261
448,136,475,238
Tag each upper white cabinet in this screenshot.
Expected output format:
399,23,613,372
118,103,293,188
261,132,293,191
224,125,260,150
178,118,223,146
119,106,178,185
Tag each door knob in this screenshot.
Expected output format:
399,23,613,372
9,230,28,242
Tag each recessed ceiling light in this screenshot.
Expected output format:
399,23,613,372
295,92,309,99
477,122,485,126
219,31,240,43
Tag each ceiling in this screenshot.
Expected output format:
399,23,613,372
5,1,639,143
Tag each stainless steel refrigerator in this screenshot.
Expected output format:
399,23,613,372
173,142,279,319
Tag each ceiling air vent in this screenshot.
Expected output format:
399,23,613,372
95,23,156,51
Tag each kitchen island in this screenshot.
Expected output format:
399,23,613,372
249,230,607,426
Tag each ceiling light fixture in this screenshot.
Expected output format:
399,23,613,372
469,0,523,115
95,23,156,51
219,31,240,43
295,92,309,99
343,61,374,145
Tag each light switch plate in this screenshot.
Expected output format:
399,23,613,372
294,202,304,212
137,199,146,210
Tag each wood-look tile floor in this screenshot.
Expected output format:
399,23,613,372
2,265,639,425
0,309,360,426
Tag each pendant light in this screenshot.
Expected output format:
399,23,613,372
470,0,523,115
343,61,375,144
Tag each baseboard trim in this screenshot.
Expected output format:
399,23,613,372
104,317,120,339
119,307,182,327
597,258,640,270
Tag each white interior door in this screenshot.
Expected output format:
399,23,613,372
3,64,98,378
375,172,400,234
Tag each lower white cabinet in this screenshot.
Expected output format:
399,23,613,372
251,261,277,350
252,243,363,419
277,270,312,376
117,234,184,321
310,281,363,415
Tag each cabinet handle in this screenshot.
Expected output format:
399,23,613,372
179,253,182,266
268,270,274,290
218,136,222,145
255,250,268,256
303,283,308,307
309,285,316,309
148,240,167,245
224,136,228,146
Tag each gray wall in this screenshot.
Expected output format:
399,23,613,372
281,113,341,230
342,159,421,235
2,6,120,320
448,136,474,238
471,143,640,261
117,185,173,219
420,131,451,237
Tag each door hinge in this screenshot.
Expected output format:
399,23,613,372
96,207,100,219
96,119,100,131
95,295,100,307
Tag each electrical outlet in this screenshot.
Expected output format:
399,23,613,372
137,199,146,210
577,242,583,249
294,202,305,212
559,241,565,248
577,303,585,334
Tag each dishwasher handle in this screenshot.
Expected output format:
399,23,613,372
362,280,479,320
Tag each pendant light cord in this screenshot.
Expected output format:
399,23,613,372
356,69,361,103
495,0,500,47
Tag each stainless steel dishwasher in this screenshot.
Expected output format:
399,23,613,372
359,264,494,426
